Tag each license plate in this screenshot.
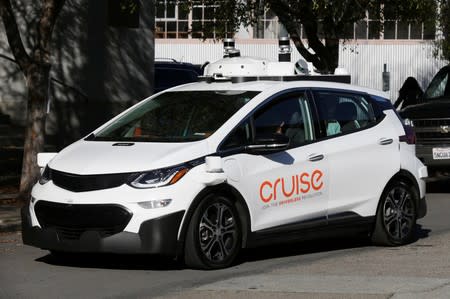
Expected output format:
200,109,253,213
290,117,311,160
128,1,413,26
433,148,450,160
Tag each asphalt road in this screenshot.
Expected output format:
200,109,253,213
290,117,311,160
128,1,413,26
1,179,450,299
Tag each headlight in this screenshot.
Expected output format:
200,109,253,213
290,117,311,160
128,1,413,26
39,166,51,185
129,165,189,189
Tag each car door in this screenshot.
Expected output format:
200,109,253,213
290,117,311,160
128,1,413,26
312,89,400,220
219,91,329,232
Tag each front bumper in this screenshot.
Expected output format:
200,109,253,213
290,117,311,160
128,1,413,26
22,205,185,256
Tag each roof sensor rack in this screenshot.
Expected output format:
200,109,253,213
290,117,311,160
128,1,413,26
200,38,351,84
199,74,351,84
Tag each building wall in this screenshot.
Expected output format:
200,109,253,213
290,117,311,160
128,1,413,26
340,41,448,101
155,39,448,101
0,0,155,148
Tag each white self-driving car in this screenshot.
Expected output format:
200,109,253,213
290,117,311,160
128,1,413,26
23,51,427,269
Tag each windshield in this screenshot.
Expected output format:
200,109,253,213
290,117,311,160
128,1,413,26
91,90,259,142
424,67,450,100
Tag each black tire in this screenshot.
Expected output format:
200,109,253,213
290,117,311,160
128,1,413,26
184,194,242,269
372,180,418,246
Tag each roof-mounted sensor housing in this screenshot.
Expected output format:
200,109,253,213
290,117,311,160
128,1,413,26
201,38,350,84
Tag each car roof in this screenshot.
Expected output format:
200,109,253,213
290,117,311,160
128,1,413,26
168,80,389,99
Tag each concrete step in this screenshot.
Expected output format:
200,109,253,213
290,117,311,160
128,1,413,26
0,148,23,161
0,204,21,233
0,193,19,200
0,175,20,186
0,124,25,136
0,136,24,147
0,160,22,176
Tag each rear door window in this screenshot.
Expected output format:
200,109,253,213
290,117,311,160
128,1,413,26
313,90,378,137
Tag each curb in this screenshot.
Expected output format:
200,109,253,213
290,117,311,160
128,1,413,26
0,193,19,200
0,204,22,233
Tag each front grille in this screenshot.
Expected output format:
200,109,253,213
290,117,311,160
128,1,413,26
416,132,450,141
50,168,135,192
35,201,132,240
413,118,450,144
414,118,450,127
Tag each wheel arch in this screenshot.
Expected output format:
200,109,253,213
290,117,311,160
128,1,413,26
371,169,420,245
383,169,421,212
176,183,252,258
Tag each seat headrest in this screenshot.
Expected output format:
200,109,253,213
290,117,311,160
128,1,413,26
336,102,357,121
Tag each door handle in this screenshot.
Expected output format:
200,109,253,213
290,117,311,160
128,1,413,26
308,154,324,162
378,138,393,145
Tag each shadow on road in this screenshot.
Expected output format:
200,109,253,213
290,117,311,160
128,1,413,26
238,236,371,264
415,224,431,241
36,253,183,270
240,224,430,264
36,237,372,270
426,176,450,193
35,224,430,270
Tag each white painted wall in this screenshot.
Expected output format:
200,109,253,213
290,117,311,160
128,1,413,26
155,39,448,101
339,42,448,101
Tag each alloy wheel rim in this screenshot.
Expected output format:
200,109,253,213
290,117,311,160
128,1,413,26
383,186,414,241
199,202,237,262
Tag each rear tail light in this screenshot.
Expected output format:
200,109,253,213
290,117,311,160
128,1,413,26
400,124,416,144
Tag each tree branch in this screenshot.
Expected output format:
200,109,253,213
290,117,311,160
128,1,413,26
0,53,18,64
0,0,31,72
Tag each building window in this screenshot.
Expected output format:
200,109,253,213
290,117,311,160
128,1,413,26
155,1,232,39
191,2,218,38
154,2,436,41
156,1,190,38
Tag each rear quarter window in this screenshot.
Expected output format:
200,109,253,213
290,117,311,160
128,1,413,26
370,95,394,118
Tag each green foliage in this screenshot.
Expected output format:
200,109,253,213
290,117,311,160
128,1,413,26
437,0,450,61
187,0,439,71
119,0,138,15
380,0,436,21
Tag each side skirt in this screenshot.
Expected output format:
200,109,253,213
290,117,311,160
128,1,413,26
246,212,375,248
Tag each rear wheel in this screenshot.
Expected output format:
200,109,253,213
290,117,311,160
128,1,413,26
184,195,242,269
372,180,417,246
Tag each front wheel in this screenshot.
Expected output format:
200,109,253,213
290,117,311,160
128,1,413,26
372,180,417,246
184,195,242,269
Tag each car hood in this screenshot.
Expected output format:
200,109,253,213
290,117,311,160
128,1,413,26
400,98,450,119
48,140,208,175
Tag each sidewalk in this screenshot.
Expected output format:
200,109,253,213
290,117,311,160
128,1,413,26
0,203,21,233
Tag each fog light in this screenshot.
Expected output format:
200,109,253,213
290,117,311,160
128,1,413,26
31,196,36,204
138,199,172,209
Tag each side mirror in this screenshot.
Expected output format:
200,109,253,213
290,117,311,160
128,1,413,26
246,134,290,154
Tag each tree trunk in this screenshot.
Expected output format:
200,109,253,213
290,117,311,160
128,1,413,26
323,37,339,73
19,63,50,201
